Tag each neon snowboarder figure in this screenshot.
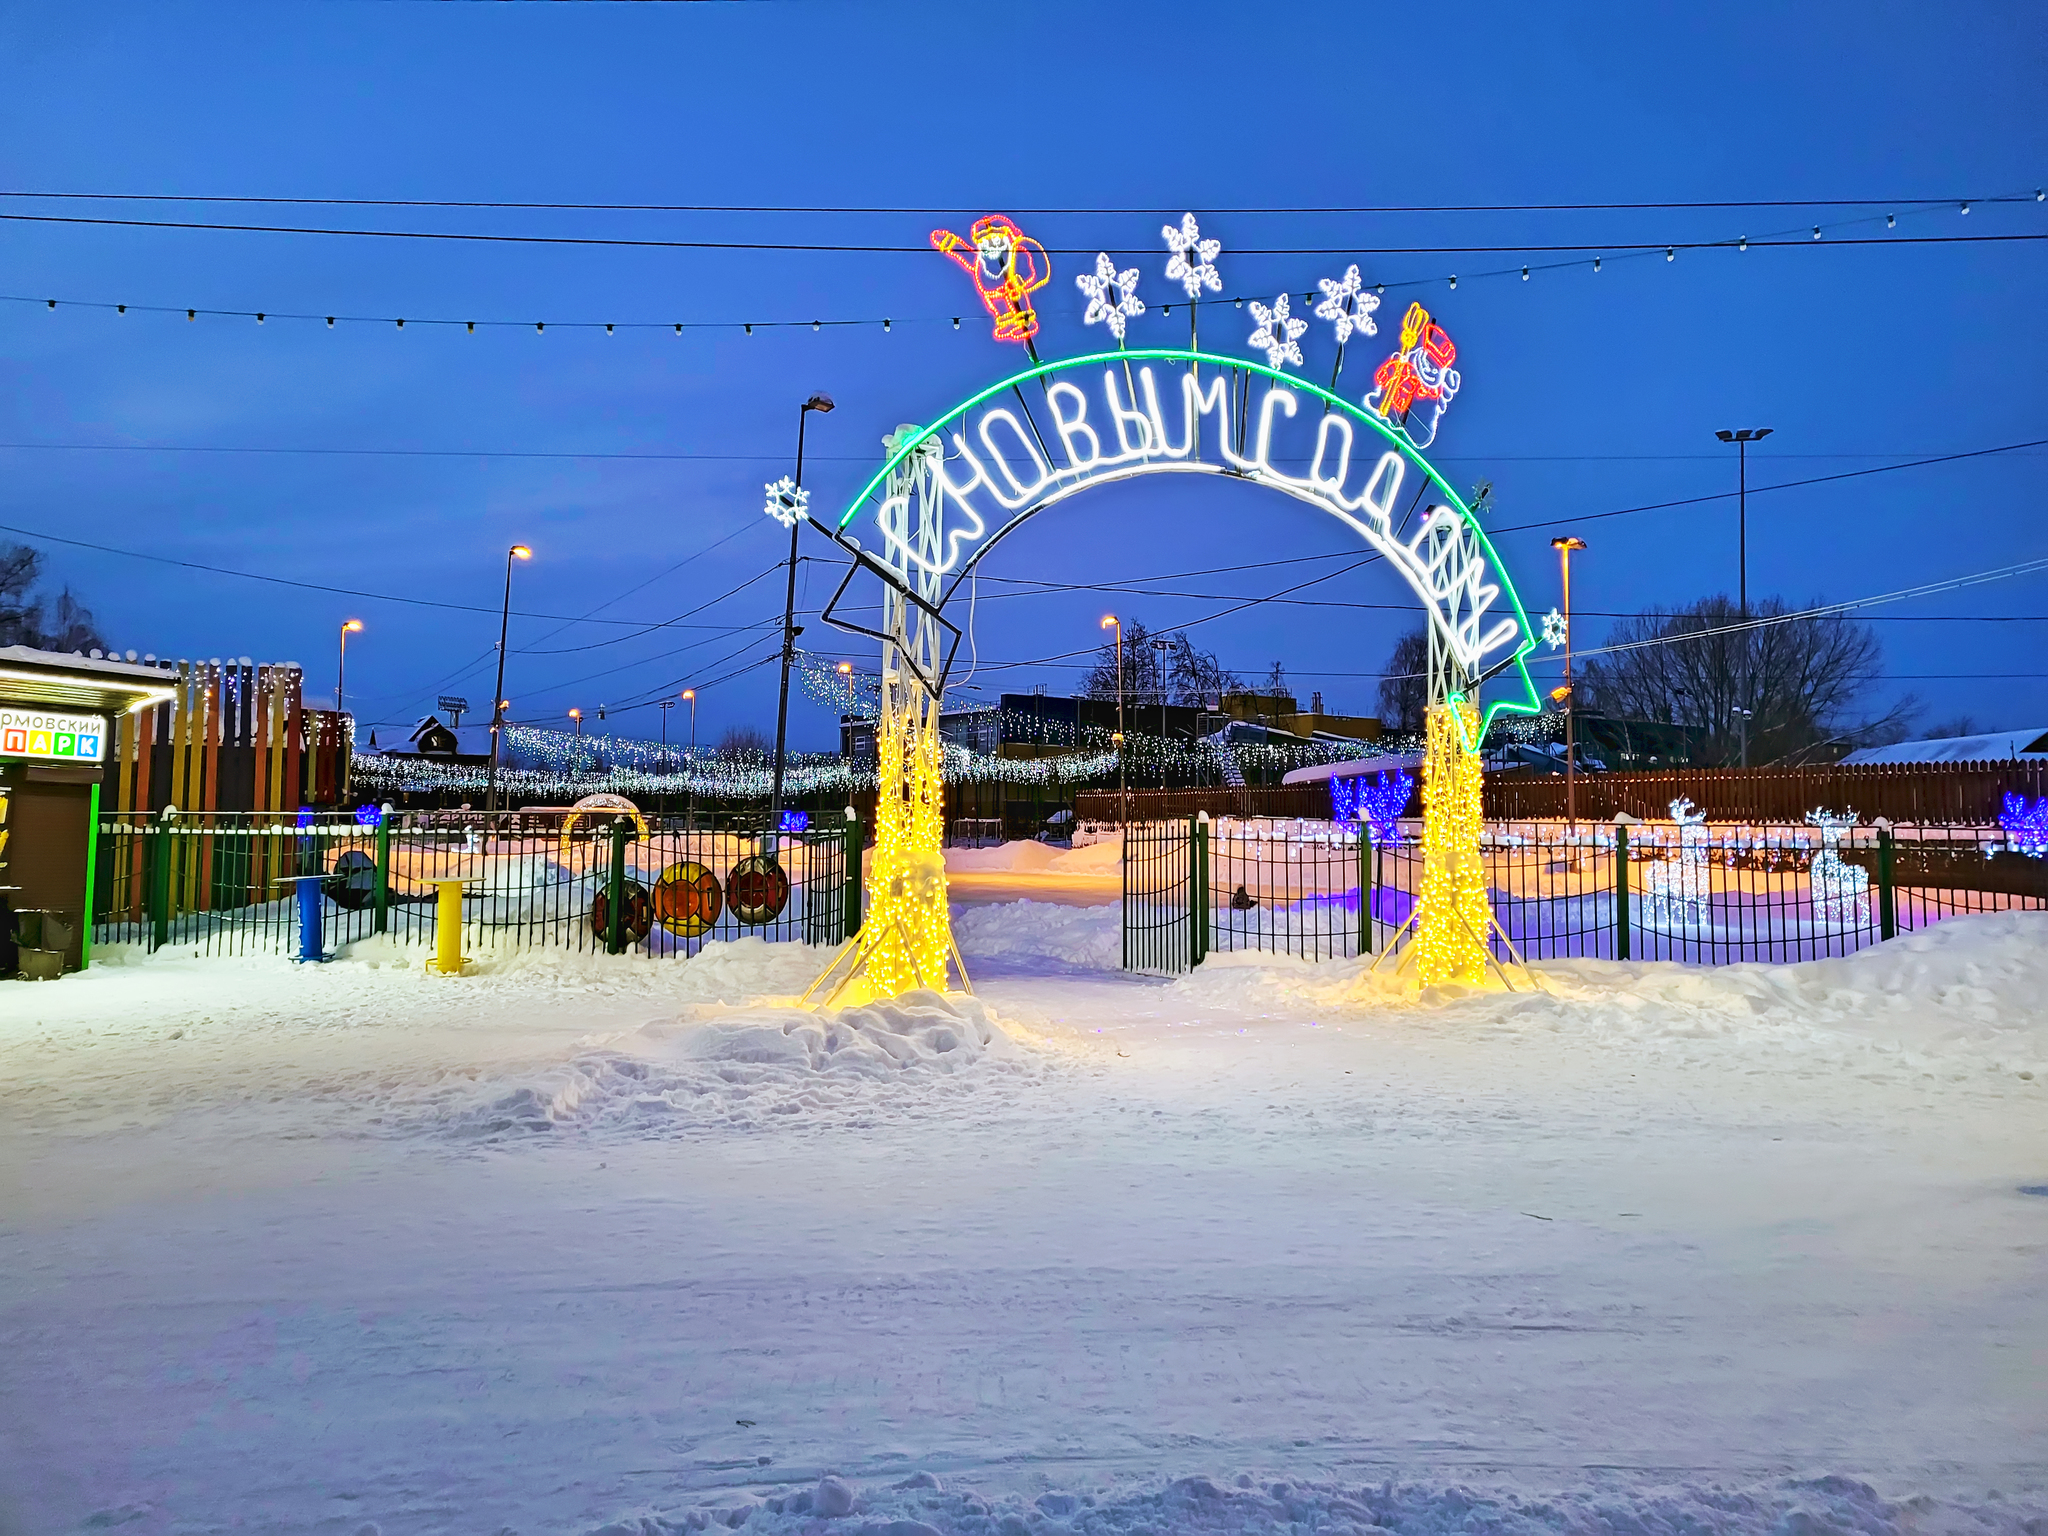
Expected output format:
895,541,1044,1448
1365,301,1461,449
930,214,1051,347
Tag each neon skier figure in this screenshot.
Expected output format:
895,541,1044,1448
930,215,1051,346
1365,301,1461,449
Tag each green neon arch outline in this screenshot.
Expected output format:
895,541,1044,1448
832,346,1542,736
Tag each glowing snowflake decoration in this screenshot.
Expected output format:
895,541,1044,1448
1161,212,1222,298
1246,292,1308,370
1313,263,1380,345
763,475,809,529
1541,607,1568,649
1075,251,1145,341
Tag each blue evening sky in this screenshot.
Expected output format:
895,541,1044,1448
0,1,2042,750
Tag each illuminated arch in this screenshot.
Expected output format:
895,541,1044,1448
823,348,1543,734
808,347,1537,1003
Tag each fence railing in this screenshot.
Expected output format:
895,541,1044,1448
1122,815,2047,975
93,808,862,961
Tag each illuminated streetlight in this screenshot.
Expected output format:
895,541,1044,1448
1713,428,1772,618
1549,535,1587,837
486,543,533,814
1102,615,1125,826
770,393,837,830
681,689,698,830
336,619,363,722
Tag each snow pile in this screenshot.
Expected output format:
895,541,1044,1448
944,840,1121,875
593,1472,2047,1536
433,988,1035,1139
953,900,1123,971
1170,910,2048,1079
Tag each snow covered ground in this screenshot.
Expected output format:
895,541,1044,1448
0,892,2043,1536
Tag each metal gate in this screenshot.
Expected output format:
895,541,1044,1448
1119,818,1205,975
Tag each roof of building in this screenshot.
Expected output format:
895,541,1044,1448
0,644,181,713
1839,727,2048,765
1281,753,1426,785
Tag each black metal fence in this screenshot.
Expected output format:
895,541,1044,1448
1123,816,2047,975
93,809,860,961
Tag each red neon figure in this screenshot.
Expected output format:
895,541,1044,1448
1366,301,1461,448
930,215,1051,345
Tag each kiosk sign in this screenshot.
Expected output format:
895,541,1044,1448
0,706,105,763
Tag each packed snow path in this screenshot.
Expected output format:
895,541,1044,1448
0,902,2043,1536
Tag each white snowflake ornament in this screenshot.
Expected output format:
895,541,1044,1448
1246,292,1308,370
1541,608,1568,650
1075,251,1145,341
1161,212,1222,298
1313,263,1380,345
764,475,809,529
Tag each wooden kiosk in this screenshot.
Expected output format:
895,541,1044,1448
0,647,175,977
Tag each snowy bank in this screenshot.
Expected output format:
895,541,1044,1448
595,1471,2047,1536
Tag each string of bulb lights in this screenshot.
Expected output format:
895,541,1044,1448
4,189,2040,339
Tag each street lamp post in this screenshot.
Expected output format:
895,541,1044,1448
1732,705,1754,769
336,618,362,720
569,708,582,736
770,393,835,832
1549,536,1587,841
1102,615,1124,825
682,688,697,831
485,543,533,815
1714,428,1773,618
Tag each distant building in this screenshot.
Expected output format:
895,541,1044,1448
840,691,1381,762
1840,726,2048,765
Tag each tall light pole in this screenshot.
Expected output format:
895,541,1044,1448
770,392,835,831
336,619,362,720
1714,427,1773,619
1102,615,1124,825
569,708,583,736
485,542,533,814
682,688,697,831
1550,536,1586,839
1152,635,1172,788
1732,705,1754,769
837,660,853,712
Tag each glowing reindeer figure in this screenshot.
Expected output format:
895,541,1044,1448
1805,810,1870,928
1645,797,1712,930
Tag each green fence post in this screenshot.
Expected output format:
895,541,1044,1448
1877,823,1896,940
606,816,629,956
1614,821,1632,961
373,811,392,936
149,813,174,952
80,782,102,970
843,808,862,938
1187,815,1200,968
1357,826,1374,956
1197,814,1210,965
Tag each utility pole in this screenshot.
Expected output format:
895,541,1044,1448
770,393,835,831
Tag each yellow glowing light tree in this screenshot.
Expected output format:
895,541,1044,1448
1381,594,1498,988
808,427,967,1005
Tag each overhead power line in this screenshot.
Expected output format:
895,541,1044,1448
5,189,2041,215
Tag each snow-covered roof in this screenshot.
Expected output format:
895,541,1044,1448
1839,727,2048,765
1281,753,1426,785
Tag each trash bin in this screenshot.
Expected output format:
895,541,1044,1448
13,909,74,979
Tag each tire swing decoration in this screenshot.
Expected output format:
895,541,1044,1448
726,854,790,926
652,861,724,938
590,880,653,944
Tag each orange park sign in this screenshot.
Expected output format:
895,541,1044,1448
0,707,106,763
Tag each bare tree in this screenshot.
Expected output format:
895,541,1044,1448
1579,595,1915,766
1923,715,1979,740
1376,627,1429,733
0,542,108,652
717,724,772,758
1083,622,1242,706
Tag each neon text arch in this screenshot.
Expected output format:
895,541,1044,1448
834,347,1541,732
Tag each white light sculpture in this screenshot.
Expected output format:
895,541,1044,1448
1541,608,1567,649
764,476,809,529
1075,251,1145,341
1644,796,1711,930
1162,213,1222,297
1312,263,1380,344
1805,810,1870,928
1247,292,1307,370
